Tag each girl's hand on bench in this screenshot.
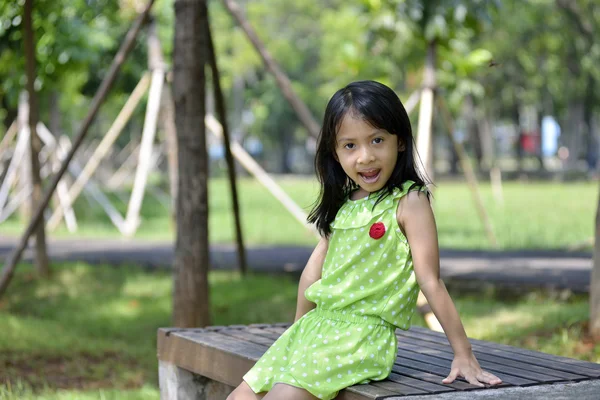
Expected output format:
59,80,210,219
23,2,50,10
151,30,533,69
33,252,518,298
442,352,503,387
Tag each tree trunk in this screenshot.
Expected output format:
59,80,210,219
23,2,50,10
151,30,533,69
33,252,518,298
172,0,211,327
24,0,50,277
584,77,598,172
591,181,600,341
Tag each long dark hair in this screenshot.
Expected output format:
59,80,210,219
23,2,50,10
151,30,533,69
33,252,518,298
307,80,429,237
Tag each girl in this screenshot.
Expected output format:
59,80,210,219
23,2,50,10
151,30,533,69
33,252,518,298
227,80,502,400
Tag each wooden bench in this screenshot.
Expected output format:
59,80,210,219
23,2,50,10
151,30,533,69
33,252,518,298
157,323,600,399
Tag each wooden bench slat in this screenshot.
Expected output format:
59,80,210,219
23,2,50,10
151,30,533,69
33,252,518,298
397,331,588,381
396,349,539,386
398,341,567,383
399,328,600,378
384,372,454,393
220,328,277,347
339,383,399,400
410,326,600,371
390,364,475,391
369,380,430,396
245,326,286,340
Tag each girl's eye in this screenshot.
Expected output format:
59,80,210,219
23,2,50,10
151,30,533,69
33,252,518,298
344,143,355,150
373,137,383,144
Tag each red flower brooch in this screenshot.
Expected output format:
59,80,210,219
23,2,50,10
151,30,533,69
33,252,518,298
369,222,386,239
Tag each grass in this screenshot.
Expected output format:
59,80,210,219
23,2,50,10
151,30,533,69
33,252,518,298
1,262,598,399
2,178,596,250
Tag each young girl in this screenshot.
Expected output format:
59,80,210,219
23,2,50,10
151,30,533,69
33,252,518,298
227,80,502,400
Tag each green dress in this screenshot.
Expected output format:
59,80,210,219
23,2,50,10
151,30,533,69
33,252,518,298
244,182,423,399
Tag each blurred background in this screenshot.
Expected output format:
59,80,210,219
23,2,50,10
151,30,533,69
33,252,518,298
0,0,598,399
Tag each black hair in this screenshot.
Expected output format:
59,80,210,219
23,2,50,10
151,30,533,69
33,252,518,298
307,80,429,237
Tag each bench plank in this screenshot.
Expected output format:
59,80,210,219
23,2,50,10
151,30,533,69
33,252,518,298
390,364,475,391
410,326,600,372
399,328,600,378
398,341,567,383
394,348,536,386
397,332,587,381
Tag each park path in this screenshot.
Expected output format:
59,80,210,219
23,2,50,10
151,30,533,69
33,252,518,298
0,235,592,293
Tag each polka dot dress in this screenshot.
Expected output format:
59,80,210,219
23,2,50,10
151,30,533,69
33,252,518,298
244,182,424,399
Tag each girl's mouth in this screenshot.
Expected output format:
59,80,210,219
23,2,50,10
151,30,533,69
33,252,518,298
358,169,381,184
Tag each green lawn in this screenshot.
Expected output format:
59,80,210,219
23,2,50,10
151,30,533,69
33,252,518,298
2,178,596,250
1,262,598,399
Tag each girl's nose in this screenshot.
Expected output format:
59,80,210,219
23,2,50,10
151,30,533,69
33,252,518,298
357,147,375,164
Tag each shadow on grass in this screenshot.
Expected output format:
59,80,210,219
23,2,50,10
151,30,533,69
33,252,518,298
0,262,298,393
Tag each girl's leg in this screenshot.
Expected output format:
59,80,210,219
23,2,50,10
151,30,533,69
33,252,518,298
226,381,266,400
263,383,318,400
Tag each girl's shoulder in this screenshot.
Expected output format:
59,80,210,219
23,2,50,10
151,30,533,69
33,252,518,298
331,181,423,230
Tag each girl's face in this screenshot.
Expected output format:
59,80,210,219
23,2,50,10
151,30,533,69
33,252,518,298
334,113,402,199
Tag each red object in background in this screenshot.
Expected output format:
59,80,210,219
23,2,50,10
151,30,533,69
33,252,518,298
521,131,540,154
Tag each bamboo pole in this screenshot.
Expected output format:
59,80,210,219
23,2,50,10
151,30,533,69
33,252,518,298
206,114,319,239
0,121,17,158
47,73,151,231
206,14,248,275
437,97,498,248
221,0,320,139
0,0,156,298
123,68,164,237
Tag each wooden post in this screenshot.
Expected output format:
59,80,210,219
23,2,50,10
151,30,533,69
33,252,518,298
46,73,151,231
123,68,164,237
590,182,600,340
24,0,50,277
415,41,436,182
221,0,320,139
206,14,248,275
437,97,498,248
0,0,156,298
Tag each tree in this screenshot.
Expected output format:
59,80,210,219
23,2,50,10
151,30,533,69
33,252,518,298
23,0,50,277
592,182,600,340
172,0,211,327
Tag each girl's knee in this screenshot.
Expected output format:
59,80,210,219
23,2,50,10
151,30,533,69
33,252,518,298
226,382,262,400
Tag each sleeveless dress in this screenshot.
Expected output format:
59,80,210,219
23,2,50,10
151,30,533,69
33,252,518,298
244,182,424,399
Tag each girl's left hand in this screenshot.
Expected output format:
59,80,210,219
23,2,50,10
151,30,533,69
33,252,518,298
442,352,503,387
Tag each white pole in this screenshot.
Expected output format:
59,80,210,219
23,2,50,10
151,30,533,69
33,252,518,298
123,69,164,237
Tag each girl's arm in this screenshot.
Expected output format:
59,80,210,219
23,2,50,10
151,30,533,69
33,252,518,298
397,191,502,387
294,236,329,322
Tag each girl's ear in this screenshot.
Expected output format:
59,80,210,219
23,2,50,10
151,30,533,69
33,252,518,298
398,139,406,152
